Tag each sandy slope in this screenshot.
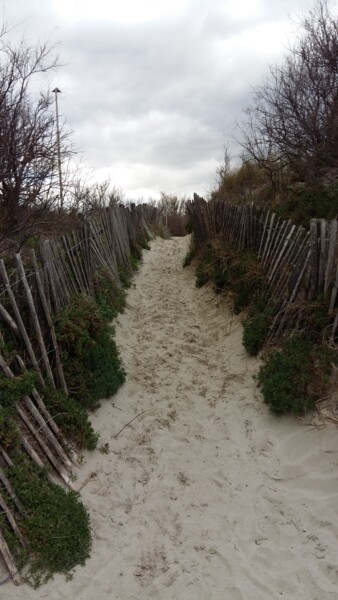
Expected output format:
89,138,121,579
2,236,338,599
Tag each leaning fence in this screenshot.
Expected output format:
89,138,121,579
187,194,338,342
0,202,155,584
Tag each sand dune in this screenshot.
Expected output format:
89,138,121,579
2,235,338,599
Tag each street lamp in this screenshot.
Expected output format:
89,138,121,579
52,87,64,211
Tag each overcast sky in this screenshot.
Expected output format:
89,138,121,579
2,0,322,200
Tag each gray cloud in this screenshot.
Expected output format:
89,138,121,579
0,0,325,198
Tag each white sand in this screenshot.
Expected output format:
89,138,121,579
2,236,338,599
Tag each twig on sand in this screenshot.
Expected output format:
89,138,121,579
114,411,146,439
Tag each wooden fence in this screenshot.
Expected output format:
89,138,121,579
187,194,338,341
0,203,155,584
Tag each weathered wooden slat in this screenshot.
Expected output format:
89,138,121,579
330,309,338,344
30,250,68,394
318,219,328,291
49,239,74,301
20,434,60,487
15,355,79,467
0,355,74,475
258,210,271,257
0,445,14,467
267,219,290,280
22,396,73,470
263,216,280,269
71,230,89,292
309,220,320,298
0,301,20,337
62,234,85,294
261,212,275,264
0,492,26,547
0,530,21,585
324,220,337,295
16,405,74,489
15,254,55,387
0,260,45,387
40,241,62,313
0,467,24,514
329,265,338,313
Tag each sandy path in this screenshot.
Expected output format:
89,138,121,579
3,236,338,599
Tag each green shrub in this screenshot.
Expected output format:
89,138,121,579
55,295,125,410
41,387,98,450
233,284,251,313
297,295,332,342
194,241,263,313
0,410,20,449
183,240,198,267
118,267,132,288
130,255,139,271
86,326,125,403
139,236,151,250
7,458,91,587
275,182,338,227
94,268,126,321
243,313,270,356
195,243,216,287
0,370,36,408
55,296,100,408
258,337,314,415
185,220,193,234
243,303,276,355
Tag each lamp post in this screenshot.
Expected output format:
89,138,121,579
52,87,64,211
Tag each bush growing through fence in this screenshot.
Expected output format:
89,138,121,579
94,267,126,321
243,304,276,356
0,203,154,584
55,295,125,412
40,386,98,450
257,336,337,415
5,456,91,587
183,238,198,267
274,183,338,227
193,239,264,314
0,410,20,449
190,234,338,416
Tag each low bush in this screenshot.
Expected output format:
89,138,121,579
296,294,332,341
243,302,277,356
41,387,98,450
55,295,125,410
257,336,336,415
0,370,36,408
0,370,36,449
0,410,20,449
139,235,151,250
86,326,125,403
195,243,219,288
94,267,126,321
274,182,338,227
130,255,139,271
183,239,198,267
258,337,313,415
194,240,263,314
243,312,271,356
6,457,91,587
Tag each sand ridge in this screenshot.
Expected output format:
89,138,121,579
2,235,338,599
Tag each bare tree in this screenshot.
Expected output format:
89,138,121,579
158,192,188,236
68,179,125,218
0,35,70,247
239,0,338,182
158,192,187,216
